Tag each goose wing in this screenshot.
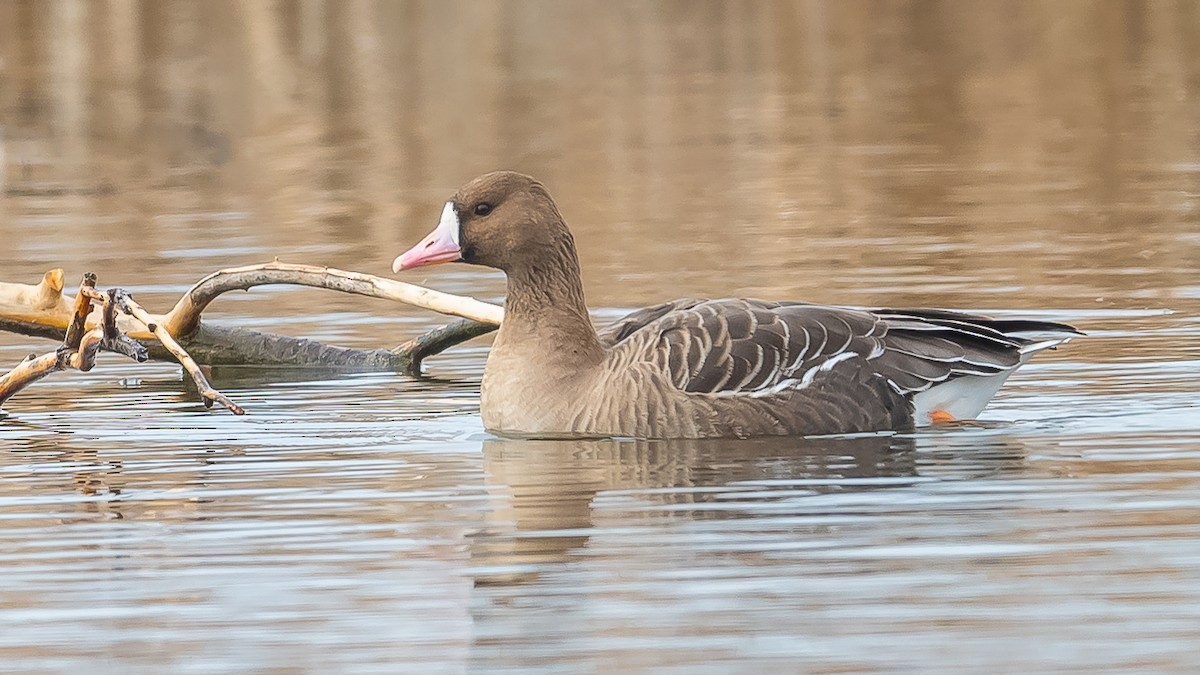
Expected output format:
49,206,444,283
602,299,1078,400
605,299,886,396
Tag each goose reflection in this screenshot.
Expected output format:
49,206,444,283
471,433,927,585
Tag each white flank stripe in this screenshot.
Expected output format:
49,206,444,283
714,351,859,400
818,350,858,372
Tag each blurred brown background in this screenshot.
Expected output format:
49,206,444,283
1,0,1197,312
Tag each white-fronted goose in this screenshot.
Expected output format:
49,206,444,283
393,171,1079,439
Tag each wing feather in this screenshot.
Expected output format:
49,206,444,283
599,299,1078,408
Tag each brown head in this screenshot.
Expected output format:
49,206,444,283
392,171,575,276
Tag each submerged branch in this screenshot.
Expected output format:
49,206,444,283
0,317,416,371
394,318,499,375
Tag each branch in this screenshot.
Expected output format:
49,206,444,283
2,261,502,375
0,268,74,328
0,352,67,404
1,315,415,371
1,276,150,407
393,318,499,375
63,272,97,346
162,260,503,337
1,275,246,415
108,289,245,415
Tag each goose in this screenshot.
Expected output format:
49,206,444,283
393,171,1078,439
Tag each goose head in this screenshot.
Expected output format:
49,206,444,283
393,171,573,276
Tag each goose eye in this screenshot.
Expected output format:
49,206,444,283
473,202,493,217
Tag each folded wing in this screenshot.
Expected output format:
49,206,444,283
601,299,1077,413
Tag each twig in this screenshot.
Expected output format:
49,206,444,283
98,288,149,361
112,290,245,415
0,352,68,405
64,272,96,347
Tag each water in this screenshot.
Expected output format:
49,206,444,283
2,2,1200,672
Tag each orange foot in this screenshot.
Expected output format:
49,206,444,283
930,409,956,424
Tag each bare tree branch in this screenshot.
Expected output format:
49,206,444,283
0,352,67,404
161,260,503,337
1,275,241,414
1,276,150,407
0,260,499,389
